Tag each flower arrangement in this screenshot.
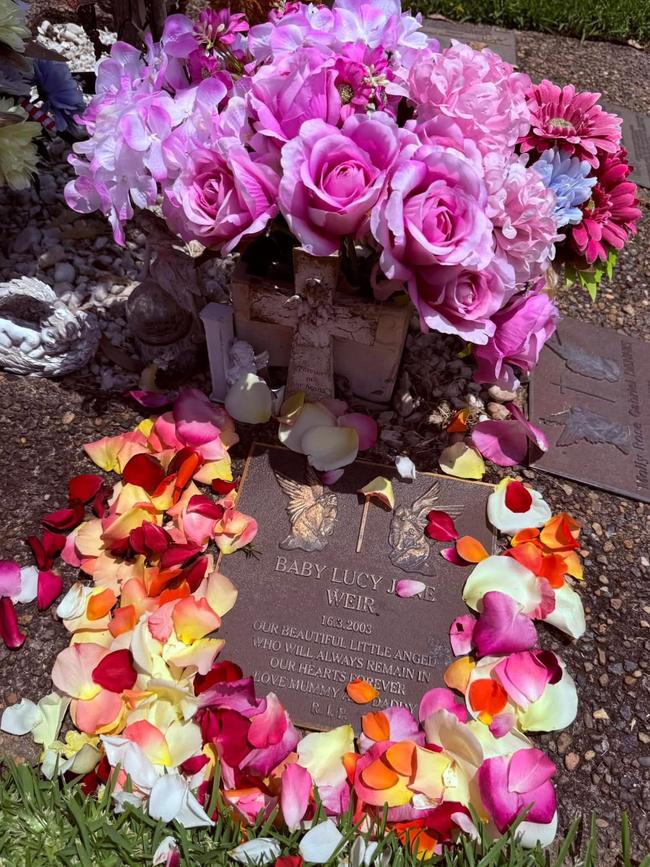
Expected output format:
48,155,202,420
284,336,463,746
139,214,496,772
1,390,587,857
65,0,640,389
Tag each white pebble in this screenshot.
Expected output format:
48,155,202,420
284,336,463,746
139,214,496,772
54,262,76,283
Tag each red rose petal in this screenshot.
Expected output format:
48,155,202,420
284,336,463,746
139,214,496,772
37,570,64,611
275,858,303,867
0,598,26,649
180,754,210,775
194,661,244,694
159,544,201,571
182,555,209,592
504,480,533,513
68,474,104,504
92,483,112,518
130,522,171,557
91,649,137,692
42,503,85,531
425,509,460,542
122,453,165,494
188,494,225,520
441,546,469,566
27,531,66,570
211,478,238,495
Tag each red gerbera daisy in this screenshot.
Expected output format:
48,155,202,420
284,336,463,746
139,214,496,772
571,147,641,265
520,80,621,167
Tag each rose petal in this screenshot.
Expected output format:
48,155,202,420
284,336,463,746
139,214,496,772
0,598,26,648
439,443,485,480
277,391,306,425
471,421,528,467
488,479,552,535
27,531,66,570
42,504,85,531
1,698,39,736
225,373,273,424
456,536,489,563
441,546,469,566
448,409,470,433
426,510,459,542
338,413,378,451
504,480,533,513
230,838,281,865
128,390,175,409
122,453,166,494
278,401,337,453
319,468,344,485
507,403,549,453
449,614,476,656
346,678,379,704
68,474,105,504
12,566,38,604
281,763,312,831
463,555,542,614
395,579,426,598
299,820,343,865
92,649,137,693
395,455,416,480
302,426,359,472
473,592,538,656
0,560,21,597
37,571,64,611
359,476,395,509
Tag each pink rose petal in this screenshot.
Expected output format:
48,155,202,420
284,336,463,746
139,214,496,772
441,546,469,566
494,651,551,707
472,591,538,656
127,390,175,409
508,746,556,794
395,579,426,598
426,510,459,542
507,403,549,453
0,560,21,597
0,597,26,649
449,614,476,655
337,413,378,451
281,763,312,831
418,687,467,723
471,420,528,467
36,570,64,611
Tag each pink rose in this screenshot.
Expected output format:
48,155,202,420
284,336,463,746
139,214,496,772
371,145,494,289
279,112,402,255
408,259,514,344
473,285,559,388
247,47,341,161
163,139,279,253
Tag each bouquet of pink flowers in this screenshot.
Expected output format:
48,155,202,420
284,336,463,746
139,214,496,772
66,0,641,389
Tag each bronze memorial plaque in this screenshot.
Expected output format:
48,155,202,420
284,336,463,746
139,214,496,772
602,103,650,189
422,19,518,66
529,318,650,503
218,443,496,731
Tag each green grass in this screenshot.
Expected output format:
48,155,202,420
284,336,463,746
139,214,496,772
412,0,650,44
1,763,649,867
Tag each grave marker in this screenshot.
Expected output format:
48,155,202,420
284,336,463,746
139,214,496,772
218,443,496,731
422,18,518,66
529,318,650,502
603,103,650,189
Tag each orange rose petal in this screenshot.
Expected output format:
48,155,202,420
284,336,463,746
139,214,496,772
158,581,191,606
540,513,580,550
456,535,489,563
343,751,359,784
444,656,475,694
468,678,508,716
145,565,182,598
385,741,416,777
447,408,469,433
360,759,399,790
87,588,117,621
346,678,379,705
362,710,390,742
564,550,584,580
507,541,544,575
511,527,540,546
108,605,136,638
540,552,567,588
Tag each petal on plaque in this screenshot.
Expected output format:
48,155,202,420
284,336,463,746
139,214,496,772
455,536,489,563
346,678,379,704
278,402,337,453
395,579,426,598
395,455,416,480
302,426,359,472
358,477,395,509
225,374,273,424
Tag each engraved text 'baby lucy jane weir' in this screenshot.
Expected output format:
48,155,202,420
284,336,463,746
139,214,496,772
218,444,496,731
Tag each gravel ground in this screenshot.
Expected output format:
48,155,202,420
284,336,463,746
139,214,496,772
0,23,649,866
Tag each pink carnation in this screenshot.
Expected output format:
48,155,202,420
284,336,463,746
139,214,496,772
371,145,494,291
163,140,279,253
409,42,531,156
572,147,641,264
484,153,558,285
279,112,402,255
520,80,621,167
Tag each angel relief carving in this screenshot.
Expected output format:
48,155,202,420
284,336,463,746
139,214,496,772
388,482,464,575
275,467,338,553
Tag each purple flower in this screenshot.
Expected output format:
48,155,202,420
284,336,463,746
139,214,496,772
478,748,557,834
371,144,494,291
163,140,279,253
279,112,401,255
473,286,559,388
408,259,513,344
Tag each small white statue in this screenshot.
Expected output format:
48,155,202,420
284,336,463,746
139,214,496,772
226,339,270,386
0,277,100,376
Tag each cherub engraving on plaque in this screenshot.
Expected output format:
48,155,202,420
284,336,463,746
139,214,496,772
548,333,621,382
388,482,463,574
275,467,338,552
546,406,632,453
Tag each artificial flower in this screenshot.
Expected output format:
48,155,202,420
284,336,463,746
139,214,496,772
0,100,39,190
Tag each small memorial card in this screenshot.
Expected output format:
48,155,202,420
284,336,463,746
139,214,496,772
529,318,650,503
218,444,496,731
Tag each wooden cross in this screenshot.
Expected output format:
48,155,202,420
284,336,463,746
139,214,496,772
243,248,382,400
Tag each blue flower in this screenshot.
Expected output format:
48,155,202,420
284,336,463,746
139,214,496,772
532,147,597,228
32,60,85,132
